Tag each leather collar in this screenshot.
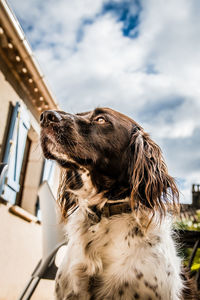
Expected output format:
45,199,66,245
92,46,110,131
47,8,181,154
90,201,132,220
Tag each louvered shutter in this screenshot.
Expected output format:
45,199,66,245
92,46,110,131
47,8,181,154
1,103,30,204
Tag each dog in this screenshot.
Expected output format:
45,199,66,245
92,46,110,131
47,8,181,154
40,107,190,300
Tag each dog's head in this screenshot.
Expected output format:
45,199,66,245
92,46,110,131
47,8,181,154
40,107,179,219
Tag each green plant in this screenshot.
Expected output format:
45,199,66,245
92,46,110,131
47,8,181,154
175,209,200,271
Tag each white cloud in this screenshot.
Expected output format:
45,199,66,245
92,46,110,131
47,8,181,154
11,0,104,47
8,0,200,203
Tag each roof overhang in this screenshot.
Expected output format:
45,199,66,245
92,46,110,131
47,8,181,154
0,0,59,118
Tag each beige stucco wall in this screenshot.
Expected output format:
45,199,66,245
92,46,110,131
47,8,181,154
0,67,60,214
0,70,18,155
0,64,58,299
0,67,42,214
0,204,54,300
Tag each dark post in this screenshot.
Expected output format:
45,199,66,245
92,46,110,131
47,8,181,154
192,184,200,209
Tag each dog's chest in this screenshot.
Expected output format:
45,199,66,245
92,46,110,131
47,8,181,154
55,211,182,300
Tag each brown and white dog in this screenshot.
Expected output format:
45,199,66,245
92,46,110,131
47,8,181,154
40,107,192,300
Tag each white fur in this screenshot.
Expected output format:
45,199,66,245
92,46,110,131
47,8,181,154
55,175,183,300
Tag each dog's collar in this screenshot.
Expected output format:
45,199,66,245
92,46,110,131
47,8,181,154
103,201,132,217
90,199,132,220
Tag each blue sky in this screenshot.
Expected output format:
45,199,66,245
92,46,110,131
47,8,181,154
8,0,200,203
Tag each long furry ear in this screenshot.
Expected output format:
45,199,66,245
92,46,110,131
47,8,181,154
57,168,78,222
129,130,179,216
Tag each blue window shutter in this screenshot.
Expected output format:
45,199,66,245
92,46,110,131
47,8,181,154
2,102,19,164
1,103,30,204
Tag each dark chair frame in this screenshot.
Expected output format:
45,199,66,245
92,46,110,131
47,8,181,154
18,241,66,300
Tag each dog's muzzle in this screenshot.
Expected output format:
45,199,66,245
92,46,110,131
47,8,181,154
40,110,62,127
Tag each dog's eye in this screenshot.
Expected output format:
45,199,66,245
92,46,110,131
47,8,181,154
95,117,106,124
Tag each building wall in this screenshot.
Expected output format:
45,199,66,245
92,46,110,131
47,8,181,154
0,62,59,299
0,66,43,213
0,205,54,300
0,70,18,155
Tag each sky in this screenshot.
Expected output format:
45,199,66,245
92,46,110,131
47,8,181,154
8,0,200,204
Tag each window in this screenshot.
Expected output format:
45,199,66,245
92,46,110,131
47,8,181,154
0,102,30,204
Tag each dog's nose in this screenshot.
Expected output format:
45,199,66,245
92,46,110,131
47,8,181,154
40,110,62,126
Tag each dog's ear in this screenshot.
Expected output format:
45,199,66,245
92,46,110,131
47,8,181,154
57,169,78,222
128,129,179,215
